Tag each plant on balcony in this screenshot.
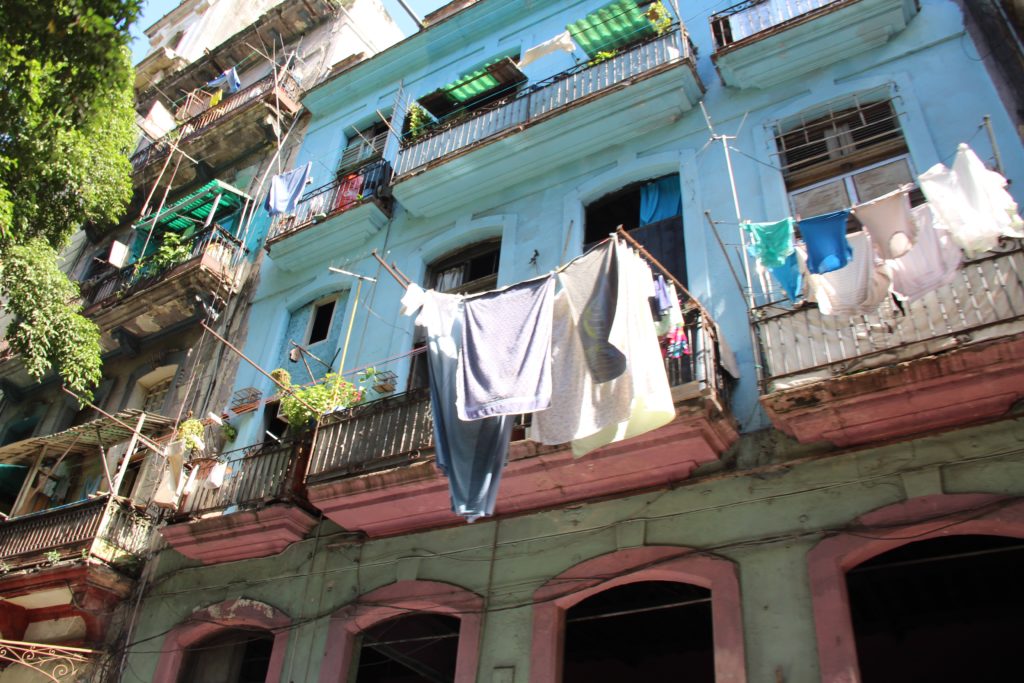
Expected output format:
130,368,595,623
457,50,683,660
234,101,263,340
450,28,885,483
220,422,238,443
44,550,61,566
588,49,620,66
405,103,433,142
278,371,364,430
177,418,206,453
646,1,672,35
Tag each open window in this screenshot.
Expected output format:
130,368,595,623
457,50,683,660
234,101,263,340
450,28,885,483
775,90,917,219
563,581,714,682
845,535,1024,682
339,119,390,175
584,174,685,285
352,614,461,682
176,629,274,683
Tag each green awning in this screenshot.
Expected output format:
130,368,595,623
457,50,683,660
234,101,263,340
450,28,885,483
134,179,251,234
567,0,656,58
418,56,527,119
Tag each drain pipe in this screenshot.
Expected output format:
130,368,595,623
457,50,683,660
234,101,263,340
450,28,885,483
394,0,425,30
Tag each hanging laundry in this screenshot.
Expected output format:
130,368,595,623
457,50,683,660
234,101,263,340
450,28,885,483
655,281,685,336
206,67,241,94
799,209,853,274
743,217,795,269
805,231,891,316
403,288,513,522
919,143,1024,258
639,176,682,226
769,251,803,303
571,240,675,457
208,89,224,107
561,238,626,384
654,274,672,313
334,173,364,213
530,241,633,447
457,275,556,420
205,460,227,489
264,162,312,216
517,30,577,68
852,184,917,260
888,204,962,302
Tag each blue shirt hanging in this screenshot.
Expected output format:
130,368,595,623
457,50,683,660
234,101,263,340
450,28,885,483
207,67,241,94
799,209,852,274
264,162,311,216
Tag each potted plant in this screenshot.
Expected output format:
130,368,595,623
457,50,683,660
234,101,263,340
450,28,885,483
359,366,397,395
278,371,364,431
177,418,206,453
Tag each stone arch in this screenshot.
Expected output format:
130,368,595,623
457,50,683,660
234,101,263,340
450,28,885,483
317,579,484,683
531,545,746,682
152,598,291,683
807,493,1024,683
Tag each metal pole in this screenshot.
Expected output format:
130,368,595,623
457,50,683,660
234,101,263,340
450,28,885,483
58,387,166,454
112,413,147,496
983,115,1005,176
337,278,363,376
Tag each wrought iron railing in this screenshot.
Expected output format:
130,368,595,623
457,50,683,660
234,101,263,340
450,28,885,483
307,306,728,481
710,0,843,49
754,242,1024,391
130,72,302,172
0,496,154,569
178,442,302,516
396,27,691,176
267,159,393,243
81,224,242,308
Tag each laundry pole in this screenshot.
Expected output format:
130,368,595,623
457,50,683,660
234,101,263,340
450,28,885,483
699,102,764,388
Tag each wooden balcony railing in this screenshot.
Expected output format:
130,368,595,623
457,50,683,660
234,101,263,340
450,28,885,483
81,224,242,308
754,242,1024,392
307,307,728,482
178,442,303,516
396,27,691,176
710,0,843,49
267,159,393,243
0,496,154,570
130,72,302,173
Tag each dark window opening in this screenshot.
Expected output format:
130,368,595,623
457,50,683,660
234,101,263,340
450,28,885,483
177,629,274,683
2,416,39,446
308,299,337,345
563,580,714,683
584,174,686,287
263,401,289,445
353,614,460,683
417,56,525,122
847,534,1024,683
0,464,28,516
339,120,390,175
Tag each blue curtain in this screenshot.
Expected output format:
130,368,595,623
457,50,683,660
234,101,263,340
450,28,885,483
639,176,682,226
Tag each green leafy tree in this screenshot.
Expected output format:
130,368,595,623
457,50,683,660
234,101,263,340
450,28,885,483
0,1,141,400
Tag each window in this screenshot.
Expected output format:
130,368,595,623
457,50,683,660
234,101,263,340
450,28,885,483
584,174,686,285
142,376,173,413
176,629,274,683
308,298,337,345
416,54,525,122
845,535,1024,682
352,614,460,682
338,120,389,175
775,92,915,218
563,581,714,682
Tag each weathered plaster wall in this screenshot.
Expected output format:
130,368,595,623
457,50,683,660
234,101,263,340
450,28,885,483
123,418,1024,682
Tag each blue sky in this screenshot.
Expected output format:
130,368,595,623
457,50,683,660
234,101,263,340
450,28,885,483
130,0,449,64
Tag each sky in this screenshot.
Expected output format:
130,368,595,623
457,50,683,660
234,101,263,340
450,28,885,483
129,0,449,65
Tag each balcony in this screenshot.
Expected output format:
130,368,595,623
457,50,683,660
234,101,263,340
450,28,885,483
160,442,318,564
130,72,302,188
709,0,920,89
82,224,243,353
266,160,394,272
392,27,703,217
304,312,737,537
756,243,1024,447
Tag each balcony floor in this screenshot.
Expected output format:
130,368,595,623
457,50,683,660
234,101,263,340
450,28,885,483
160,504,318,564
267,199,390,272
307,396,737,537
712,0,919,89
762,332,1024,447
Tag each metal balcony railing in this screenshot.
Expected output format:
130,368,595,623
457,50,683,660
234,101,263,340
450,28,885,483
0,496,154,569
396,27,691,176
710,0,843,49
178,442,302,516
130,72,302,173
267,159,393,243
754,242,1024,391
81,224,242,308
307,307,728,481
